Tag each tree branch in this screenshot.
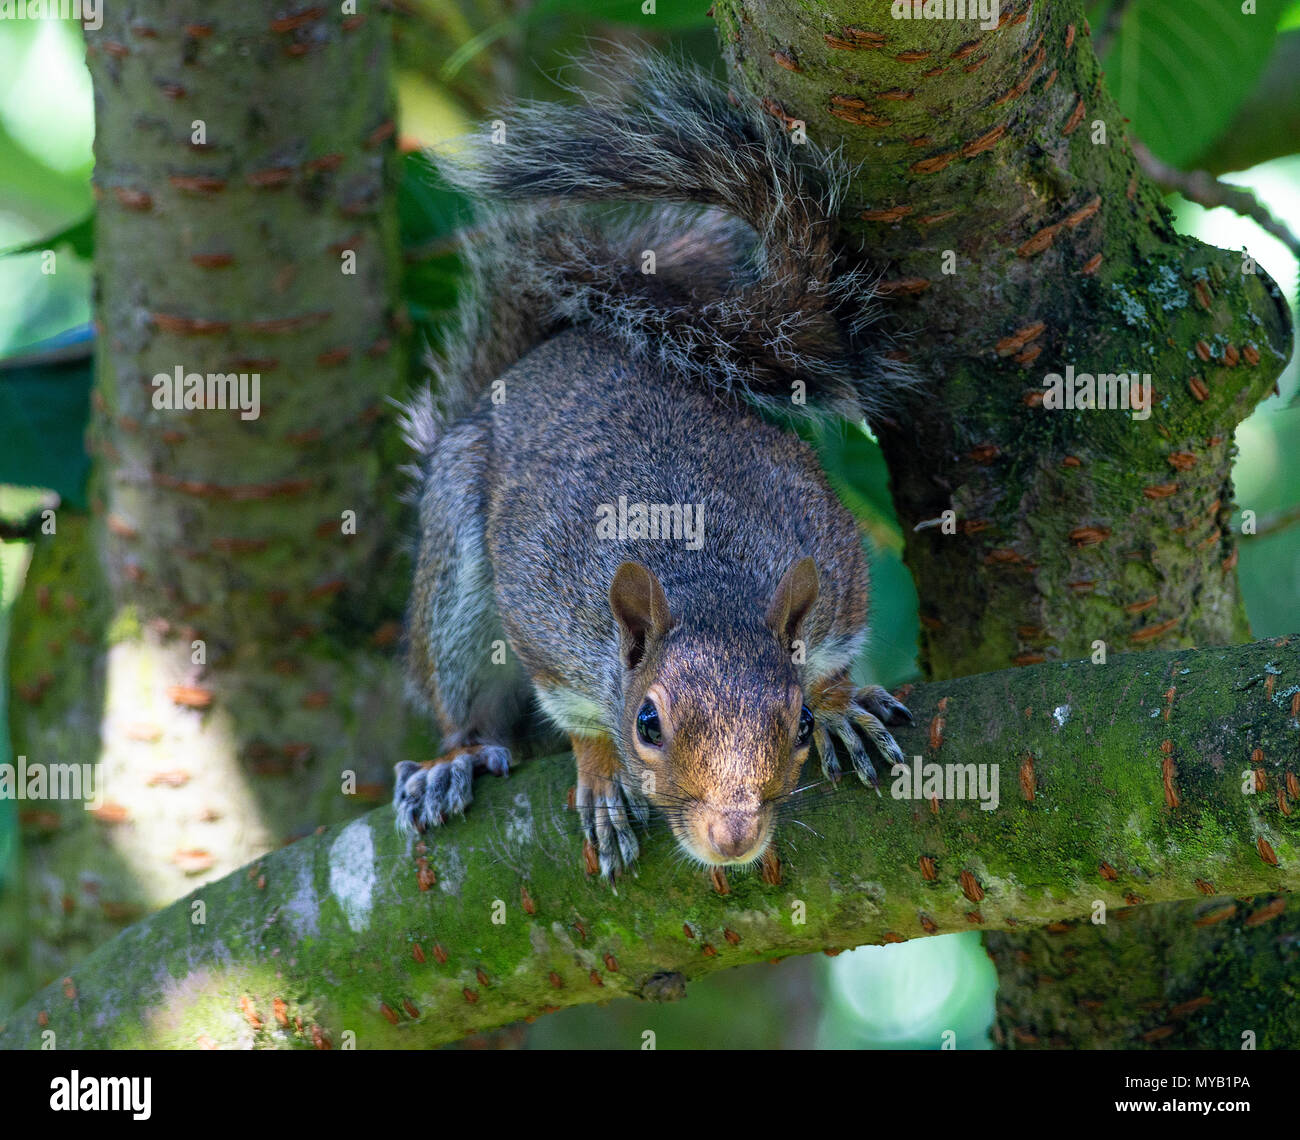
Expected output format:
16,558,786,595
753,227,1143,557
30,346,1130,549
3,636,1296,1048
1132,140,1300,265
1090,0,1132,60
1243,503,1300,541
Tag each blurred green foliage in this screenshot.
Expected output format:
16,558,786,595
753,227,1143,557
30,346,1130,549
0,17,93,355
1096,0,1288,168
0,528,11,895
819,932,997,1048
0,328,92,507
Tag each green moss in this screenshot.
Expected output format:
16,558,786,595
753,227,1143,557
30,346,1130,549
2,637,1293,1047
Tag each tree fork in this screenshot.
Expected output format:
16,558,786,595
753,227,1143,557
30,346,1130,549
2,636,1296,1049
715,0,1291,677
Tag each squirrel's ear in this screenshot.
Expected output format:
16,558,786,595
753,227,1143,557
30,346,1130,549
609,561,674,670
766,556,819,649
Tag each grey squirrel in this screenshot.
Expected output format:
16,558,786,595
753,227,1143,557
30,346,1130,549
393,50,914,878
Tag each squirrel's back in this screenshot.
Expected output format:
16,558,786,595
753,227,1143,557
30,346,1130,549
481,327,869,731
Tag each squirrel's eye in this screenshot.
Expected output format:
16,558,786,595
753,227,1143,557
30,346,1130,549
796,704,815,748
636,701,663,747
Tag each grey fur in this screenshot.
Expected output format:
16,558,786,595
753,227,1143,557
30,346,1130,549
393,50,915,863
400,48,915,466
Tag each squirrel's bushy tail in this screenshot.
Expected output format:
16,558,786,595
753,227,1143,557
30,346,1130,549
404,48,909,459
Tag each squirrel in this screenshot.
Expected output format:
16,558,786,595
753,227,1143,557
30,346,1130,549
393,50,914,878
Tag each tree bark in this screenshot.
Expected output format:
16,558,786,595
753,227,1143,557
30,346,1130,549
716,0,1290,675
1,2,415,1013
985,894,1300,1049
2,636,1297,1048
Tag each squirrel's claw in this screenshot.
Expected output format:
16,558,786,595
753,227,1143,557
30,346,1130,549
616,774,652,827
575,777,641,882
392,745,511,834
816,691,911,791
822,712,876,789
391,754,472,832
847,706,908,775
814,723,841,783
854,685,914,727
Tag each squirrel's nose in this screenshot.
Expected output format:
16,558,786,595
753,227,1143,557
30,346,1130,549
704,811,763,862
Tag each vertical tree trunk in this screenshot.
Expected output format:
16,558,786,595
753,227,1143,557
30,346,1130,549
985,895,1300,1049
2,2,419,1011
717,0,1287,670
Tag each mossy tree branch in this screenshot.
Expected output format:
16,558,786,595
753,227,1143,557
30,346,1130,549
3,637,1297,1049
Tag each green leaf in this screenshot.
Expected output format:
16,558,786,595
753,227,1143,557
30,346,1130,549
399,152,475,350
807,419,905,555
0,326,94,508
799,420,918,684
1103,0,1286,167
399,150,473,251
0,621,12,898
552,0,714,30
0,547,11,894
1,212,94,260
438,0,713,78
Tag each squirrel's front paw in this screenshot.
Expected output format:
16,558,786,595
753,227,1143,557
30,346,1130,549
816,685,912,788
393,744,511,833
575,772,643,882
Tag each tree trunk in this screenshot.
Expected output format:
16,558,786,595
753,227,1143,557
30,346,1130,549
1,2,416,1013
2,636,1296,1048
716,0,1288,673
985,895,1300,1049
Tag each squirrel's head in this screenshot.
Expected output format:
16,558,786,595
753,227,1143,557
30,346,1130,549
609,557,819,868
